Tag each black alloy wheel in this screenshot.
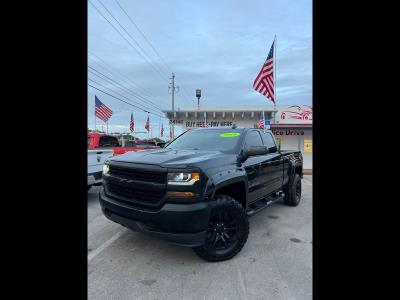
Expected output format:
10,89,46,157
193,194,249,262
205,211,239,255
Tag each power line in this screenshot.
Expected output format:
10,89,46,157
89,0,169,83
175,82,193,102
115,0,172,75
94,0,169,81
114,0,194,106
88,81,167,119
88,71,163,115
88,78,163,116
88,68,163,113
88,51,157,99
88,65,164,111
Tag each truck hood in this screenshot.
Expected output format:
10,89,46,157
110,148,237,168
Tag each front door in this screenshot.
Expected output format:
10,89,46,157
242,130,267,204
261,131,284,194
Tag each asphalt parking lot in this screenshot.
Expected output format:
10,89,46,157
88,175,312,300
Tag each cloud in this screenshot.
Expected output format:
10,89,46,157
88,0,312,134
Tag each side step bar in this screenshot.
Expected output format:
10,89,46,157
247,191,285,217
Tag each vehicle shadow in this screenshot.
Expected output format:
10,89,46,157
116,201,287,265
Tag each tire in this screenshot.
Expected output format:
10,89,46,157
193,194,249,262
283,174,301,206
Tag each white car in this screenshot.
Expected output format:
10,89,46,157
87,149,114,190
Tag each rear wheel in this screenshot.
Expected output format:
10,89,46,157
284,174,301,206
193,195,249,262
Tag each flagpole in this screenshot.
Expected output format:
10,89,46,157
94,97,97,132
274,35,277,120
263,110,265,133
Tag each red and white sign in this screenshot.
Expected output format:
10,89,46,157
273,129,305,136
276,105,312,124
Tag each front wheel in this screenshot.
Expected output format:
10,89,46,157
193,195,249,262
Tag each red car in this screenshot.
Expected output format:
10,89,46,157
280,105,313,121
88,132,159,156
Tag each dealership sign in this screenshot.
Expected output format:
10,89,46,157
170,119,234,128
276,105,312,124
273,129,305,136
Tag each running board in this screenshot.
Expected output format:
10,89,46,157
246,191,285,217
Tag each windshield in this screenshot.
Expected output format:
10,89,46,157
167,129,243,152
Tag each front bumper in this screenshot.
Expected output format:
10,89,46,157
99,188,212,247
88,171,102,186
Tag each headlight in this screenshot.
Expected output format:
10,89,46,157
102,162,110,175
167,172,200,185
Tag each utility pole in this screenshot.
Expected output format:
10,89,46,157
169,73,179,139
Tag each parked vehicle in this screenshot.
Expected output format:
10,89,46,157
87,149,114,190
113,140,160,156
87,132,159,190
99,127,303,261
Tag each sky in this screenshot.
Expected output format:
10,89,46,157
88,0,312,138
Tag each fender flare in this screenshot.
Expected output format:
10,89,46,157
287,160,296,186
204,168,248,203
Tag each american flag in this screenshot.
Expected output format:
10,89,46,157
129,112,134,132
160,123,164,137
95,96,113,122
253,39,275,104
258,112,265,129
145,115,150,132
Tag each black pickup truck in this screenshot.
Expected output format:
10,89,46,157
99,127,303,261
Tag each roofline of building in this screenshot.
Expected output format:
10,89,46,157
162,109,277,113
271,124,313,127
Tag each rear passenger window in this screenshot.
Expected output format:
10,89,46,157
244,131,264,147
262,132,277,150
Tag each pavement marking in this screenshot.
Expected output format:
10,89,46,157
88,228,127,262
235,260,248,300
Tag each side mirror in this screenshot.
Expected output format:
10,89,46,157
244,145,268,157
268,146,278,153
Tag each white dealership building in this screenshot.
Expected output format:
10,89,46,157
163,104,312,173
